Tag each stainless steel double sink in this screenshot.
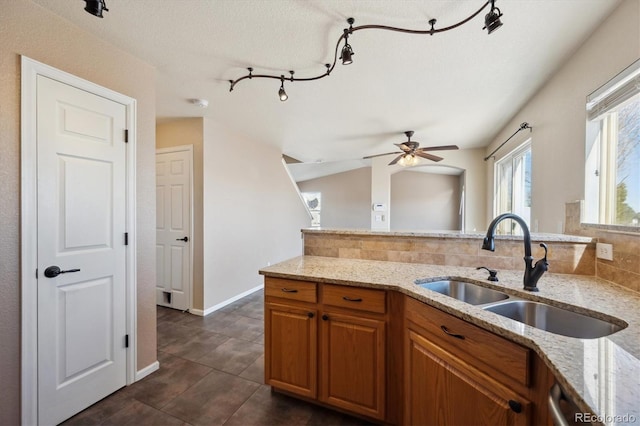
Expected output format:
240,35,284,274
415,279,625,339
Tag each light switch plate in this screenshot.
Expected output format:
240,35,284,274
596,243,613,261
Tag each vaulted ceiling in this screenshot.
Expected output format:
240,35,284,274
34,0,620,178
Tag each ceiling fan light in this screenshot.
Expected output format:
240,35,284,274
84,0,108,18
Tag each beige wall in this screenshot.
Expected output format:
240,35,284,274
202,118,310,309
485,0,640,233
156,118,205,310
391,171,461,231
0,1,157,423
371,149,486,232
298,167,372,229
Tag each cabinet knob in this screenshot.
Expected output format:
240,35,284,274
307,312,315,318
508,400,522,413
322,314,329,321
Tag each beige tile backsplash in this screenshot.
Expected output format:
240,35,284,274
304,233,595,276
566,201,640,292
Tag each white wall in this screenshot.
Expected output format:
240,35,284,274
297,167,371,229
484,0,640,233
202,119,310,309
391,171,461,231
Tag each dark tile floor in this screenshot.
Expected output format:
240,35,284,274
62,290,368,426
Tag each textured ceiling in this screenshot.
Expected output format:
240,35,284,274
32,0,620,179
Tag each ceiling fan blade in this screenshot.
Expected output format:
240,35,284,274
415,151,443,162
394,143,412,152
388,154,405,165
418,145,459,152
363,151,402,159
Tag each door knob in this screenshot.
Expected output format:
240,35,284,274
176,237,189,242
44,266,81,278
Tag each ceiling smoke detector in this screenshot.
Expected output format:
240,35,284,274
190,98,209,108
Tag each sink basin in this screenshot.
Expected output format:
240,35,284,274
483,300,625,339
417,280,510,305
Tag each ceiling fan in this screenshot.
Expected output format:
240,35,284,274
363,131,459,166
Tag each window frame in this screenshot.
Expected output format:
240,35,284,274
493,139,532,234
583,58,640,232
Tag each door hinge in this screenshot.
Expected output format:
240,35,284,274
124,232,129,245
125,334,129,348
124,129,129,143
35,268,38,279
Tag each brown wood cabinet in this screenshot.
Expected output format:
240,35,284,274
404,297,552,426
264,277,387,421
264,277,552,425
405,327,531,426
319,286,386,420
264,278,318,398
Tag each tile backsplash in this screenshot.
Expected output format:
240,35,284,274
566,201,640,292
304,231,595,276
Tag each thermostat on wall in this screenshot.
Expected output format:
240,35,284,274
372,203,386,212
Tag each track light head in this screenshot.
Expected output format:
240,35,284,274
483,1,503,34
84,0,108,18
340,44,354,65
278,77,288,101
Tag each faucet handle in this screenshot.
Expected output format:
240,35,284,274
536,243,549,270
476,266,499,282
539,243,548,261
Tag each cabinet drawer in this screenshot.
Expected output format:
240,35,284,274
265,277,317,303
322,284,386,314
406,297,530,386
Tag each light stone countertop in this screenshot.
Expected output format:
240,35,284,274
302,228,596,243
259,255,639,425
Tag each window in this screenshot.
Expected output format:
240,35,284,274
585,59,640,228
494,141,532,234
301,192,321,227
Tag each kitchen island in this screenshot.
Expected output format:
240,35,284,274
260,253,640,425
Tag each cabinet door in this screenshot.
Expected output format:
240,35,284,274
265,302,317,398
405,328,530,426
320,311,385,420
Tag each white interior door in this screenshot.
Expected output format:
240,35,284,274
156,148,192,311
36,75,128,425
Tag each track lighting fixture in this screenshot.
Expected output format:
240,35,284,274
278,77,288,102
483,0,503,34
84,0,108,18
228,1,503,100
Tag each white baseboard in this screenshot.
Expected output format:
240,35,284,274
135,361,160,381
190,284,264,317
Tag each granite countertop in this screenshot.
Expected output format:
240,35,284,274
260,255,639,424
301,228,596,243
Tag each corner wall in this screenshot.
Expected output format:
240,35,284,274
202,119,310,310
484,0,640,233
0,1,157,423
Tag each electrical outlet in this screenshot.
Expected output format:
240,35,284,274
596,243,613,261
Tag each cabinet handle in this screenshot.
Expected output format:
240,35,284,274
322,314,329,321
342,296,363,302
440,325,465,340
281,288,298,293
307,312,315,318
508,400,522,413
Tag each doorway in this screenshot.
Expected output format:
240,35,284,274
20,57,137,425
156,145,193,311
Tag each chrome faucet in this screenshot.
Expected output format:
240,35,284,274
482,213,549,292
